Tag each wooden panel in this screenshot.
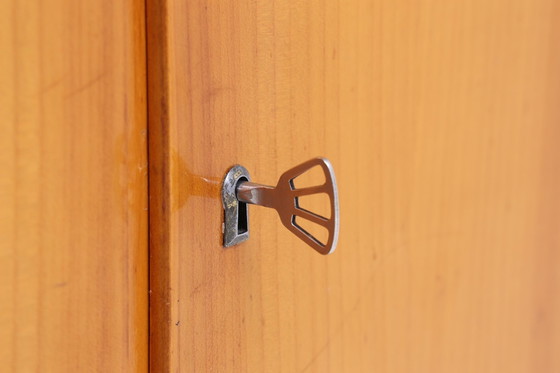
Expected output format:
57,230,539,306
0,0,148,371
148,0,560,372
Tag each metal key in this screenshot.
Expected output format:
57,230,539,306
222,157,339,255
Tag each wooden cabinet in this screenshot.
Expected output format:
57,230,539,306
2,0,560,372
0,0,148,371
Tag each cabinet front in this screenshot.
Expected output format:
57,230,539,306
148,0,560,372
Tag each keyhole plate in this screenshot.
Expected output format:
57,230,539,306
222,165,251,247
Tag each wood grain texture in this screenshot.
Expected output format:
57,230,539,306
0,0,148,371
147,0,560,372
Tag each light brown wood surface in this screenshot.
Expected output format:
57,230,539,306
0,0,148,371
148,0,560,372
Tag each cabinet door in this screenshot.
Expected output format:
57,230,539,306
147,0,560,372
0,0,148,371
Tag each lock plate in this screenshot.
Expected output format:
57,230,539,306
222,165,251,247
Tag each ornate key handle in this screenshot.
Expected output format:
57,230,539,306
222,158,339,255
